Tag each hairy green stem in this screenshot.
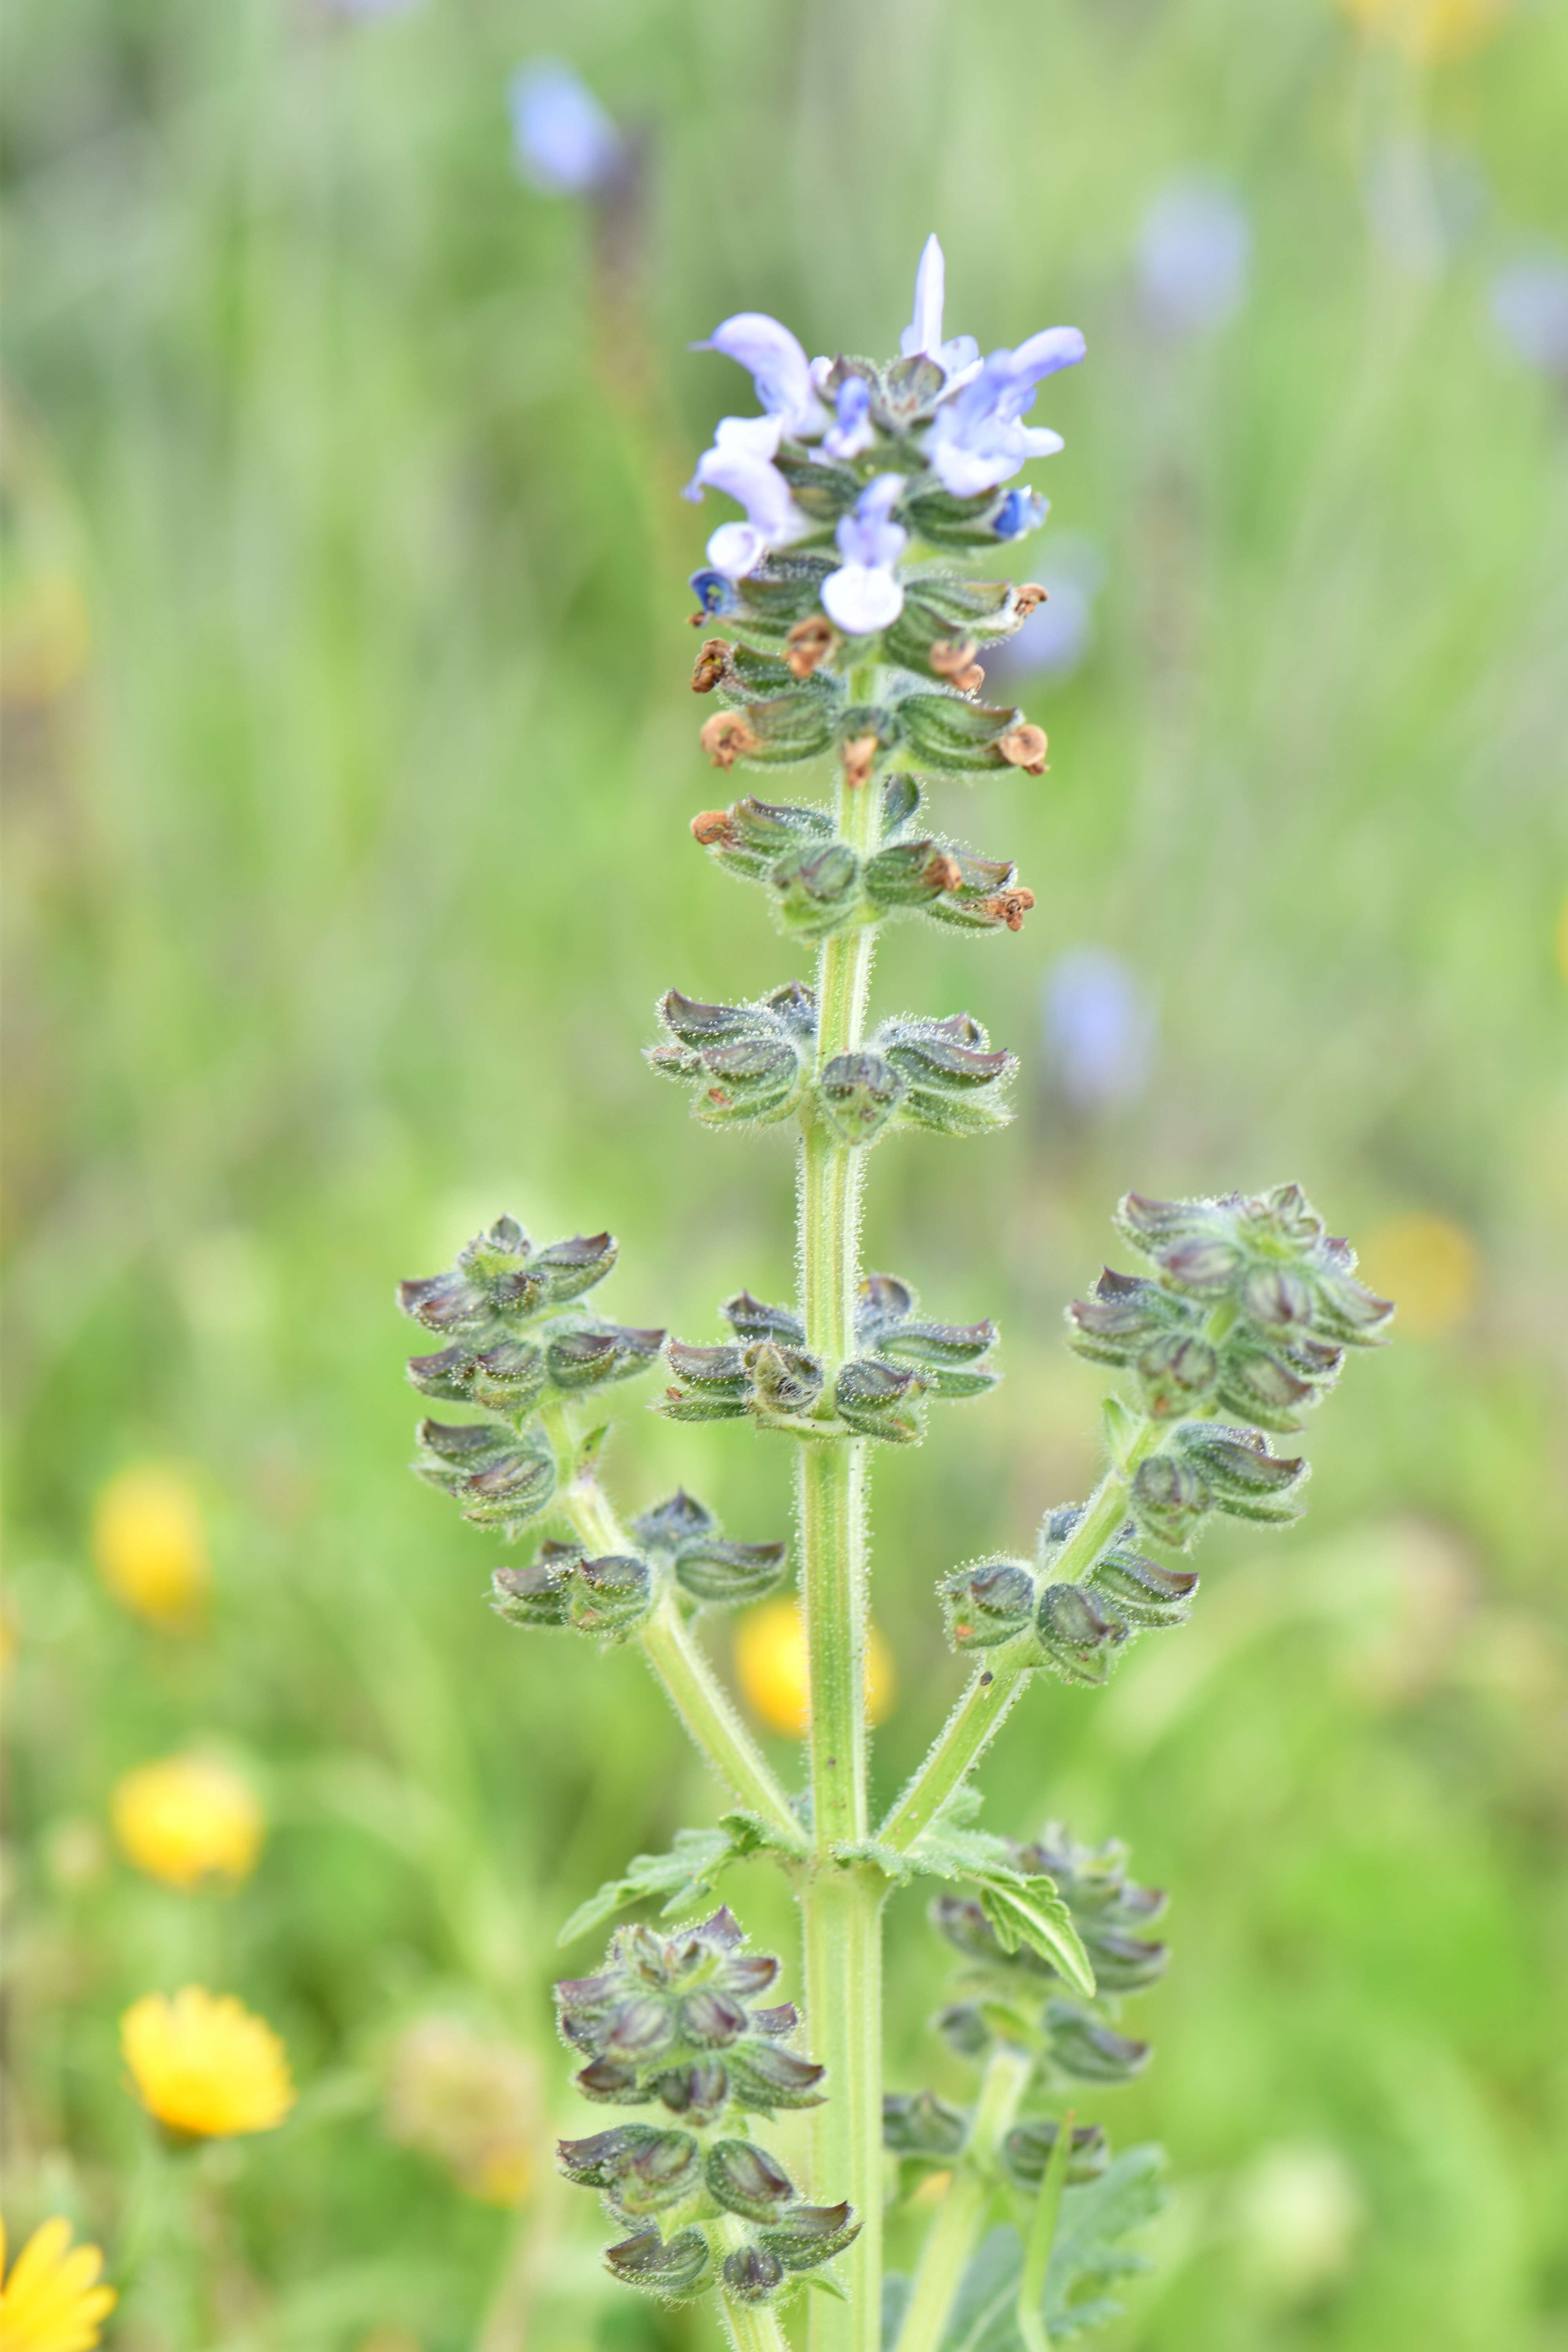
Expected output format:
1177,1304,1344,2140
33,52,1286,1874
540,1404,804,1851
892,2043,1037,2352
799,693,886,2352
879,1420,1165,1851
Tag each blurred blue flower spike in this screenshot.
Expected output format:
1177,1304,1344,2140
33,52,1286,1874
509,59,626,197
1137,177,1252,336
1044,947,1156,1114
1488,249,1568,379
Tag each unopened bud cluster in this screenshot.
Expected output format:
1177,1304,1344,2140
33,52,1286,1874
661,1272,998,1445
650,986,1014,1145
555,1909,858,2305
690,770,1035,941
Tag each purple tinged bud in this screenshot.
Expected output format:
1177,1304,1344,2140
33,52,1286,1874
724,2243,786,2301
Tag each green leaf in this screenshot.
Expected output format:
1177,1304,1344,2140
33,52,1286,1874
1044,2148,1167,2335
555,1827,737,1944
938,2154,1166,2348
979,1884,1097,2002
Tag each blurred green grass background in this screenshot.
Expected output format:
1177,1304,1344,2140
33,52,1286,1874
3,0,1567,2345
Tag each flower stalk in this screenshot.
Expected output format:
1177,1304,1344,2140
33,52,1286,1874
392,232,1393,2338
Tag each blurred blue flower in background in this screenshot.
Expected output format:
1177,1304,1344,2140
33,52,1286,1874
1488,248,1568,378
509,59,626,197
1137,176,1252,334
984,532,1105,692
1042,947,1156,1114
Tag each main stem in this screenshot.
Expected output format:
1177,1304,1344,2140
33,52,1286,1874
799,697,885,2352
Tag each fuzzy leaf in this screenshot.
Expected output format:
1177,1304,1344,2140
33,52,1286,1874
556,1828,738,1945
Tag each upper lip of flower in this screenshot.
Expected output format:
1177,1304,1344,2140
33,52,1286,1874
900,230,982,384
692,312,830,441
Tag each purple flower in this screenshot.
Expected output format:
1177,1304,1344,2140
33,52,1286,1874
923,329,1086,499
822,475,908,635
1488,249,1568,378
1043,949,1155,1113
900,234,981,382
824,375,875,461
683,415,810,580
508,60,624,196
692,314,829,442
1136,178,1251,335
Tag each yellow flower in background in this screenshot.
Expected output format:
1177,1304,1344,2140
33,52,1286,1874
121,1987,295,2138
1357,1212,1479,1338
0,2216,115,2352
733,1599,895,1737
1335,0,1511,61
91,1465,211,1629
111,1755,264,1890
1555,891,1568,988
383,2016,541,2207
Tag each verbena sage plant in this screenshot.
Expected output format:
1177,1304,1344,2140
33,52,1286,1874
395,236,1393,2351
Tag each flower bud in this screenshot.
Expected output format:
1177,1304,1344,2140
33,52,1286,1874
604,2225,712,2298
1002,2118,1109,2189
1136,1331,1218,1419
897,691,1029,775
649,987,814,1130
1129,1452,1211,1547
705,2138,795,2221
1036,1582,1128,1683
557,2124,702,2216
941,1557,1037,1650
545,1322,666,1393
817,1051,907,1146
1045,2000,1150,2084
414,1423,556,1533
834,1356,925,1443
723,1290,806,1345
770,841,862,937
759,2200,860,2270
723,2243,786,2301
1087,1545,1198,1631
882,2089,971,2162
874,1013,1016,1136
1175,1423,1307,1524
936,2002,992,2058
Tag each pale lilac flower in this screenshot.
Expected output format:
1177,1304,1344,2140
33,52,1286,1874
1137,178,1251,334
693,314,829,442
1043,948,1155,1113
508,60,624,195
900,234,981,382
822,474,908,635
683,416,810,580
923,330,1085,499
1488,249,1568,378
824,376,875,461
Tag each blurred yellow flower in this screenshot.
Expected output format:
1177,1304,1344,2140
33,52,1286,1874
1335,0,1511,61
92,1466,211,1629
0,2216,116,2352
1555,891,1568,988
111,1755,264,1891
733,1599,895,1737
384,2016,541,2207
121,1987,295,2138
1357,1211,1478,1338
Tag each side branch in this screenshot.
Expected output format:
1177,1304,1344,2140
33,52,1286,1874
543,1406,805,1851
879,1425,1164,1851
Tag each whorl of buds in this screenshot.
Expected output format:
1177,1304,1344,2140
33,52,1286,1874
688,772,1036,944
493,1544,652,1640
648,982,816,1129
660,1274,998,1445
941,1501,1199,1680
554,1914,859,2307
